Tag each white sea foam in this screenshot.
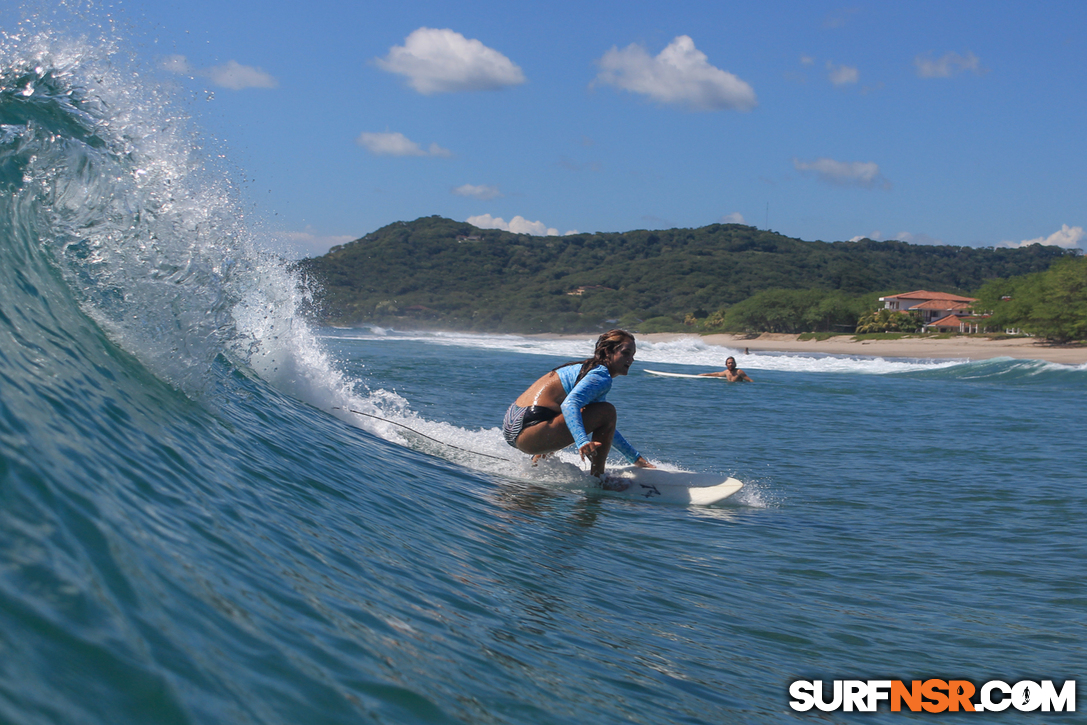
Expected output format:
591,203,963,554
327,329,966,376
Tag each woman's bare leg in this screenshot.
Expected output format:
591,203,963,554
515,403,617,476
515,417,574,456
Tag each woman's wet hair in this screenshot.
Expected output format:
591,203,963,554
555,329,636,383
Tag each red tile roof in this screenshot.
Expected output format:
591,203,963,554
881,290,977,302
928,314,968,328
909,300,975,310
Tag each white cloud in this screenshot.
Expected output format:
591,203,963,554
720,212,746,224
826,61,858,86
356,131,451,157
794,157,890,189
1000,224,1085,249
800,55,815,66
594,35,756,112
376,27,525,94
206,60,278,90
914,52,984,78
468,214,560,236
426,142,453,158
161,55,278,90
453,184,503,200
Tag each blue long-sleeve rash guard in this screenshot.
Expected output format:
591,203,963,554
556,364,640,463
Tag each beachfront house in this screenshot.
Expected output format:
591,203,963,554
879,290,980,331
927,314,989,333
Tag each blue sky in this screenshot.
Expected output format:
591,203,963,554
15,1,1087,257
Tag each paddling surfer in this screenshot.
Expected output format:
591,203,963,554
502,329,654,476
700,356,753,382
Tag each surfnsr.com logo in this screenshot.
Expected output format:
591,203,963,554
789,679,1076,713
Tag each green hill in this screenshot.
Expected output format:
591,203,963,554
296,215,1076,333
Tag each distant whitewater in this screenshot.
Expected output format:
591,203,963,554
1,19,1084,725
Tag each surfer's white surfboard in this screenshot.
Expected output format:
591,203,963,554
644,369,724,379
596,466,743,505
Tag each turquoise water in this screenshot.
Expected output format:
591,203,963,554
1,23,1085,725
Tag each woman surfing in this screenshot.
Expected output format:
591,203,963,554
502,329,654,477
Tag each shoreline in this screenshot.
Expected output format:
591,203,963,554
530,332,1087,365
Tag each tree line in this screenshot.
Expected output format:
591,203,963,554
972,256,1087,343
295,215,1080,337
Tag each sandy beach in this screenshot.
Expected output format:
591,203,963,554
632,332,1087,365
529,331,1087,364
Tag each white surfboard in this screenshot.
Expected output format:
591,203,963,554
595,466,743,505
644,369,724,379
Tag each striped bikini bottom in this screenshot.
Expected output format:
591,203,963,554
502,404,560,447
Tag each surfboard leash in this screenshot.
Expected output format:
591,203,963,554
332,407,517,462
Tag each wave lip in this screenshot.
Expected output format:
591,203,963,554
0,27,361,413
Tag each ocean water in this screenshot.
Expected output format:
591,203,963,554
1,24,1086,725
